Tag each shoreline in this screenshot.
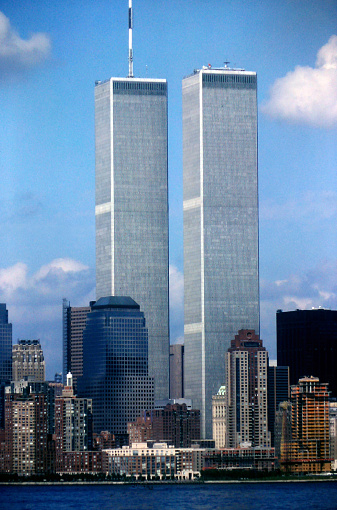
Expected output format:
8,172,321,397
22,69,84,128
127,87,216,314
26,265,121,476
1,478,337,486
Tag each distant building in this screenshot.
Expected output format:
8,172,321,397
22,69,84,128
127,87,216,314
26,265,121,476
212,386,226,449
279,377,331,473
128,415,152,446
277,308,337,398
78,297,154,437
0,303,12,428
62,299,92,392
128,403,200,448
183,67,259,438
170,344,184,398
12,339,45,383
226,330,270,448
267,364,289,446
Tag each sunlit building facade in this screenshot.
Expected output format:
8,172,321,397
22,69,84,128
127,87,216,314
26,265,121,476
183,67,259,437
95,77,169,401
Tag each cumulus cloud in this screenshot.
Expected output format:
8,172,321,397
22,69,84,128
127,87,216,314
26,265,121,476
0,11,51,78
260,260,337,358
0,258,95,378
262,35,337,128
169,264,184,344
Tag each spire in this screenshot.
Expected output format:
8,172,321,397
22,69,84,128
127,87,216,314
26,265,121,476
128,0,134,77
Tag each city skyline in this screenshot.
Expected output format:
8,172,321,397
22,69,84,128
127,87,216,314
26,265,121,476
0,1,337,378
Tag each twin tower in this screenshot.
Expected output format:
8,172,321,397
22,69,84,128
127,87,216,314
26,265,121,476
95,67,259,438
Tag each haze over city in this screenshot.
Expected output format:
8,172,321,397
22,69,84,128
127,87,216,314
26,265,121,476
1,0,337,379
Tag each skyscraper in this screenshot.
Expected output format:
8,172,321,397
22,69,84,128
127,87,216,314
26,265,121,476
226,330,270,448
183,66,259,437
62,299,92,392
277,308,337,397
78,297,154,437
95,76,169,401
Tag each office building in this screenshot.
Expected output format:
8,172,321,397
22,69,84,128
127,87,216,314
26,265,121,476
170,344,184,398
267,363,290,446
0,303,12,428
277,308,337,397
12,339,45,383
63,299,92,391
78,297,154,436
329,402,337,465
226,330,270,448
95,74,169,401
279,377,331,473
183,66,259,437
212,386,227,449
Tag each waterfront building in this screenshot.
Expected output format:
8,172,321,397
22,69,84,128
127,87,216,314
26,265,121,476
95,73,169,401
103,442,204,480
277,308,337,397
78,297,154,437
279,377,331,473
212,386,227,449
4,381,52,475
62,299,92,392
170,344,184,399
183,66,259,437
203,446,276,472
226,330,270,448
12,339,45,383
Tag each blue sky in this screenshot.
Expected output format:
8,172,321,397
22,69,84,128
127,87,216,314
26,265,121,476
0,0,336,378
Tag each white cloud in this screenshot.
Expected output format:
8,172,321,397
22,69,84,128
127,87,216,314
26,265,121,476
0,11,50,76
262,35,337,128
260,260,337,358
0,259,95,378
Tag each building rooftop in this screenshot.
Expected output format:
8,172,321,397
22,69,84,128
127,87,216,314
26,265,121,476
92,296,140,310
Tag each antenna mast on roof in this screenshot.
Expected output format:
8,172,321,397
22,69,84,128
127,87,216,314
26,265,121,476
128,0,134,77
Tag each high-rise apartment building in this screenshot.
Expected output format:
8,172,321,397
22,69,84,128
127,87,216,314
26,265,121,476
55,373,93,472
183,67,259,437
4,382,52,475
62,299,92,391
78,297,154,437
226,330,270,448
0,303,12,429
280,377,331,473
277,308,337,398
12,339,45,383
95,76,169,401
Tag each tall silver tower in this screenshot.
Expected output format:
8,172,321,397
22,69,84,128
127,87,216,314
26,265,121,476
183,67,259,438
95,3,169,400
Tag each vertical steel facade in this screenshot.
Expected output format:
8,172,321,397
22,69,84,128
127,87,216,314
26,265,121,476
183,69,259,437
95,78,169,401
